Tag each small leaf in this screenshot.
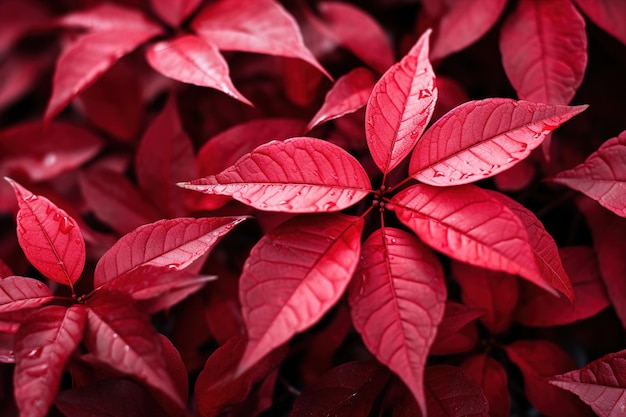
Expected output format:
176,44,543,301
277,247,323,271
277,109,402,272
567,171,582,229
179,137,371,213
550,349,626,417
307,67,376,131
6,179,85,287
409,99,587,186
366,30,437,174
238,213,364,373
191,0,328,77
0,276,53,313
150,0,201,28
552,131,626,217
145,35,252,105
423,365,489,417
14,305,87,417
94,216,248,288
461,354,510,417
572,0,626,46
349,227,446,415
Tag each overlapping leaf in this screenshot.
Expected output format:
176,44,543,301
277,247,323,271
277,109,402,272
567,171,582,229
430,302,483,355
0,276,53,313
461,354,510,417
366,30,437,174
180,137,371,213
422,365,489,417
408,99,587,186
150,0,200,28
349,227,446,415
573,0,626,46
237,213,363,374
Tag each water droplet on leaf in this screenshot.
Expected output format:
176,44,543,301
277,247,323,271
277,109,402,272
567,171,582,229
433,171,445,178
26,347,43,358
323,202,336,211
58,216,74,234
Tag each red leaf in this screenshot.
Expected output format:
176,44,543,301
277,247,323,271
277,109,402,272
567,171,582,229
150,0,201,28
349,227,446,415
573,0,626,46
145,35,252,105
516,246,610,326
6,179,85,287
429,301,483,355
550,349,626,417
0,0,48,56
180,137,371,213
59,3,161,32
317,1,394,74
366,30,437,175
422,365,489,417
94,216,248,288
84,291,183,408
493,158,536,192
428,0,507,60
392,184,557,295
135,95,198,217
307,67,376,131
552,131,626,217
452,261,518,334
191,0,328,77
238,213,364,373
0,276,53,313
0,121,103,181
408,99,587,186
14,305,87,417
0,259,12,278
0,54,50,113
460,354,510,417
290,361,389,417
500,0,587,105
505,340,593,417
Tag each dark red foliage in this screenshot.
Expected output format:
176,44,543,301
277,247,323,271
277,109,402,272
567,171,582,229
0,0,625,416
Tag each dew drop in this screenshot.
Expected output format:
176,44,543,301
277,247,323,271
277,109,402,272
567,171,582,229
42,153,57,167
506,157,519,163
23,194,38,202
433,171,445,178
418,89,432,99
390,238,397,244
518,143,528,151
53,212,61,221
532,132,542,139
26,347,43,358
58,216,74,234
167,264,180,270
323,202,337,211
329,191,336,196
259,203,268,209
278,200,288,205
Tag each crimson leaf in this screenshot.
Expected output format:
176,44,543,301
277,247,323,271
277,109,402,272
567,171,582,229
0,276,53,313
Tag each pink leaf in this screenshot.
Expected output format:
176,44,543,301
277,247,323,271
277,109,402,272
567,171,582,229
366,30,437,174
84,291,183,408
94,216,248,288
14,305,87,417
135,95,198,217
0,121,103,181
349,227,446,415
500,0,587,105
392,184,558,295
516,246,610,326
6,179,85,287
191,0,328,77
461,354,510,417
145,35,252,105
179,137,371,213
550,349,626,417
317,1,394,73
423,365,489,417
573,0,626,46
552,131,626,217
408,99,587,186
150,0,201,28
307,67,376,131
238,213,364,373
59,3,161,32
0,0,48,55
0,276,53,313
0,54,50,113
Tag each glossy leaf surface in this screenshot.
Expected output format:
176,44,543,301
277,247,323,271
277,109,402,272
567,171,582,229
0,276,52,313
409,99,587,186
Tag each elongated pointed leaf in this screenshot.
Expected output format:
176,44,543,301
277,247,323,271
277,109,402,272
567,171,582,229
307,67,376,131
392,184,558,294
94,216,248,288
423,365,489,417
461,354,510,417
366,30,437,174
14,305,86,417
552,131,626,217
179,137,371,213
150,0,201,28
409,99,587,186
145,35,252,105
550,349,626,417
191,0,328,77
6,179,85,287
573,0,626,46
0,276,52,313
500,0,587,105
238,213,364,373
349,227,446,415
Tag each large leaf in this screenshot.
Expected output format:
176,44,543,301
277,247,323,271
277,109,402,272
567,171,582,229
461,354,510,417
552,131,626,217
349,227,446,415
84,291,183,408
573,0,626,46
366,30,437,175
408,99,587,186
237,213,364,373
392,184,558,294
191,0,328,77
423,365,489,417
145,35,251,105
14,305,86,417
550,349,626,417
6,179,85,288
94,216,248,288
179,137,371,213
0,276,53,313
